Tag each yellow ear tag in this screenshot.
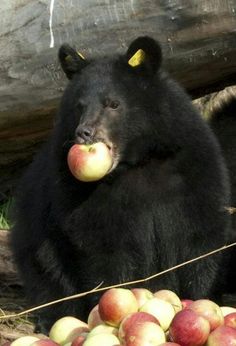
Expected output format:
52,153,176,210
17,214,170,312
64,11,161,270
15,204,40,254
77,51,85,60
128,49,146,67
65,51,85,62
65,54,72,62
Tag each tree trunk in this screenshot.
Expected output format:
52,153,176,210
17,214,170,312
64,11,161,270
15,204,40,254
0,230,20,286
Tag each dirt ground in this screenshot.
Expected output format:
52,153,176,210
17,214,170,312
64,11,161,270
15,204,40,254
0,285,35,344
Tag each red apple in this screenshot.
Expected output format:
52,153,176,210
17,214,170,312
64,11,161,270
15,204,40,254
131,288,153,308
206,325,236,345
11,336,40,346
82,333,120,346
181,299,193,310
98,288,138,326
31,340,60,346
123,321,166,345
88,324,118,337
220,306,236,317
189,299,224,331
87,304,103,329
71,333,88,346
118,311,160,342
67,142,113,182
49,316,89,345
169,309,210,346
140,297,175,331
154,289,182,313
224,312,236,329
159,343,181,346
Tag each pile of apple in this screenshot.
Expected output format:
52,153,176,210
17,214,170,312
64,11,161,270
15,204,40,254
4,287,236,346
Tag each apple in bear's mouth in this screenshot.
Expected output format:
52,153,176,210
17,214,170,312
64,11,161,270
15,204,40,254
67,142,113,182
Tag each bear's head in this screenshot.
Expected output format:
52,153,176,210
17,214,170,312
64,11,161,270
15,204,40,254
56,37,178,172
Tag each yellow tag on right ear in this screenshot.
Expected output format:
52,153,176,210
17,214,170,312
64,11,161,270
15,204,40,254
77,51,85,60
65,51,85,62
128,49,146,67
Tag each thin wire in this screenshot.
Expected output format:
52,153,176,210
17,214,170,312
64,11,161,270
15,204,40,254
49,0,55,48
0,241,235,320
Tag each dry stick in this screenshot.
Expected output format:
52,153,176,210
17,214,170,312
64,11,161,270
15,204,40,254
0,242,236,320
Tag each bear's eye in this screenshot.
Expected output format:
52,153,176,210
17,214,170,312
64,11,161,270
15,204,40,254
109,100,120,110
75,100,85,112
103,98,120,110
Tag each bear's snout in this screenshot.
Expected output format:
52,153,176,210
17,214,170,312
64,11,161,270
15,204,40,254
75,124,96,144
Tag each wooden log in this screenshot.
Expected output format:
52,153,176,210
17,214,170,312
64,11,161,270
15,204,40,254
0,230,21,287
1,0,236,197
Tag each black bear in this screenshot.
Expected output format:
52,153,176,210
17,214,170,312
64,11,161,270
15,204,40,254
10,36,232,333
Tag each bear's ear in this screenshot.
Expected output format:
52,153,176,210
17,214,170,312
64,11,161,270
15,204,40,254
58,44,87,79
126,36,162,74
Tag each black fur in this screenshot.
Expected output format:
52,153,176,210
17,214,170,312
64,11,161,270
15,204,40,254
10,37,232,333
209,97,236,297
209,97,236,217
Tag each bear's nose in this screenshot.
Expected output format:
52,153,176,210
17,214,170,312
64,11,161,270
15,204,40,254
75,125,95,143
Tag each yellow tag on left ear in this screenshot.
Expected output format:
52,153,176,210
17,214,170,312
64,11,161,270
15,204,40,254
128,49,146,67
77,51,85,60
65,54,72,62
